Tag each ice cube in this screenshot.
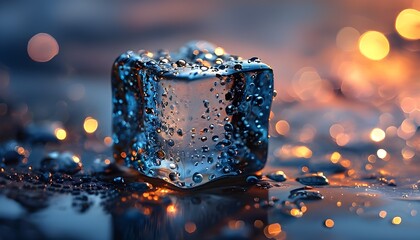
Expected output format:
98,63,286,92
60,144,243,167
112,41,274,188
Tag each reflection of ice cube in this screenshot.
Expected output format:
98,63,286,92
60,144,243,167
112,41,274,188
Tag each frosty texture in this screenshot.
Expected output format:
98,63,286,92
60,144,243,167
112,41,273,188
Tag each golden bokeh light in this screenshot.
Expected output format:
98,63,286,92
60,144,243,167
395,9,420,40
392,216,402,225
214,47,225,56
84,117,99,134
336,27,360,52
293,146,313,158
54,128,67,140
358,31,390,61
267,223,282,235
275,120,290,136
72,155,81,163
290,208,303,217
377,149,388,159
166,204,176,214
324,219,335,228
330,152,341,163
27,33,59,62
370,128,386,142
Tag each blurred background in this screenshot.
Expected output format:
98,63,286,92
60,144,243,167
0,0,419,180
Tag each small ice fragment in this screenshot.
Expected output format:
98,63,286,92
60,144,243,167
266,171,287,182
0,141,25,166
296,173,329,186
40,151,82,174
289,189,324,200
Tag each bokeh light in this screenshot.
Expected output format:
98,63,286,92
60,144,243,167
392,216,402,225
358,31,390,61
84,117,99,134
324,219,335,228
370,128,386,142
395,9,420,40
27,33,59,62
54,128,67,140
336,27,360,52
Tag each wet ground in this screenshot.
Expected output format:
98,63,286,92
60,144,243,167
0,74,419,240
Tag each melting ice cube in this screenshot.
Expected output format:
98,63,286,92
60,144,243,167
112,41,274,188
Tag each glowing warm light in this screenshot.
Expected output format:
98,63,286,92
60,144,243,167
400,119,416,134
290,208,303,217
204,53,213,59
267,223,282,235
17,147,25,155
330,152,341,163
72,155,80,163
336,133,350,146
145,52,154,58
104,159,111,165
214,47,225,56
365,164,373,170
392,216,402,225
336,201,342,207
324,219,335,228
104,136,113,146
370,128,386,142
379,210,387,218
336,27,360,52
293,146,312,158
340,159,351,168
166,204,176,214
269,111,275,120
275,120,290,136
368,154,377,163
377,149,388,159
358,31,390,60
395,9,420,40
27,33,59,62
55,128,67,140
84,117,99,134
402,148,415,159
184,222,197,233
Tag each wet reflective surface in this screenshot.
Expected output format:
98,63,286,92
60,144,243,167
0,74,419,239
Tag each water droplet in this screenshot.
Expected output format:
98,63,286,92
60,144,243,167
224,123,234,132
296,173,329,186
203,100,210,108
156,150,166,159
246,175,259,183
192,172,203,183
266,171,287,182
234,64,242,70
167,139,175,147
177,129,183,136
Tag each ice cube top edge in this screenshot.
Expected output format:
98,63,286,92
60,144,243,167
114,40,272,80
